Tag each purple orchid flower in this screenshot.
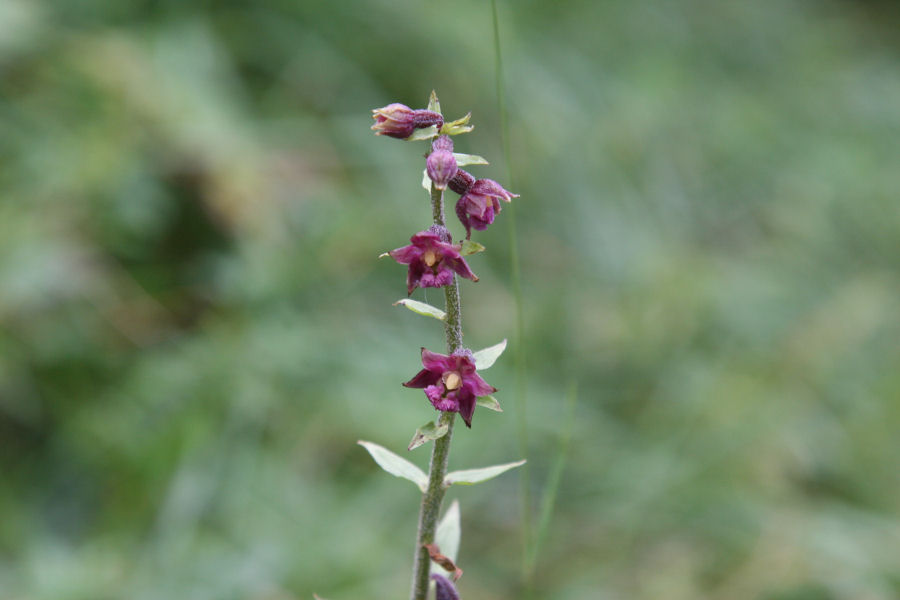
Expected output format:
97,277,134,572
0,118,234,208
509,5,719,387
431,574,461,600
403,347,497,428
455,177,519,239
371,103,444,139
389,226,478,295
426,135,458,190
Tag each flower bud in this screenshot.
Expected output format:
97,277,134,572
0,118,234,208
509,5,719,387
431,574,461,600
371,103,444,139
426,135,458,190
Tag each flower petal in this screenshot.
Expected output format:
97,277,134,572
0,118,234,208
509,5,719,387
410,230,442,248
456,387,477,428
455,196,472,239
389,244,421,265
445,257,478,282
464,193,489,219
403,368,441,389
464,372,497,397
406,260,426,295
421,348,455,373
433,240,462,260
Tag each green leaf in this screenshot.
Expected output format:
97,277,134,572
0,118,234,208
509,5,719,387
440,113,474,136
393,299,446,321
459,240,485,256
431,499,461,577
453,153,488,167
358,441,428,492
408,419,449,451
427,90,441,115
476,395,502,412
407,125,439,141
472,338,507,370
444,459,526,486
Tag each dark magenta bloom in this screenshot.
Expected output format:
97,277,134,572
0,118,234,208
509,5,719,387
426,135,458,190
388,226,478,295
403,347,496,428
455,177,519,238
371,103,444,139
431,574,460,600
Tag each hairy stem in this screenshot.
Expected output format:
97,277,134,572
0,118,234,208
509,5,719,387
410,182,463,600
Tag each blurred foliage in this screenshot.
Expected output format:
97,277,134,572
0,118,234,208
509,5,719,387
1,0,899,599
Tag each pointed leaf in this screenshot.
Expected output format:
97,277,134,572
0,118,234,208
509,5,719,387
459,240,485,256
441,113,473,136
427,90,441,115
421,169,432,192
394,299,447,321
407,125,439,141
434,500,461,565
444,459,526,486
358,441,428,491
453,153,488,167
476,395,502,412
472,339,507,370
408,420,450,451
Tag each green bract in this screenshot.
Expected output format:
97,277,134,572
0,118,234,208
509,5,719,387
408,419,450,451
393,298,447,321
472,339,507,370
476,395,502,412
358,441,428,492
444,459,527,486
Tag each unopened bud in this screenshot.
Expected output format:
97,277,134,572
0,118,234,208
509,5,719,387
431,574,460,600
371,103,444,139
427,135,458,190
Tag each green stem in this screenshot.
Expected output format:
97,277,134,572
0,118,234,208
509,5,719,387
410,182,464,600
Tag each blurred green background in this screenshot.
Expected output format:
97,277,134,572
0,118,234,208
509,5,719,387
1,0,899,599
